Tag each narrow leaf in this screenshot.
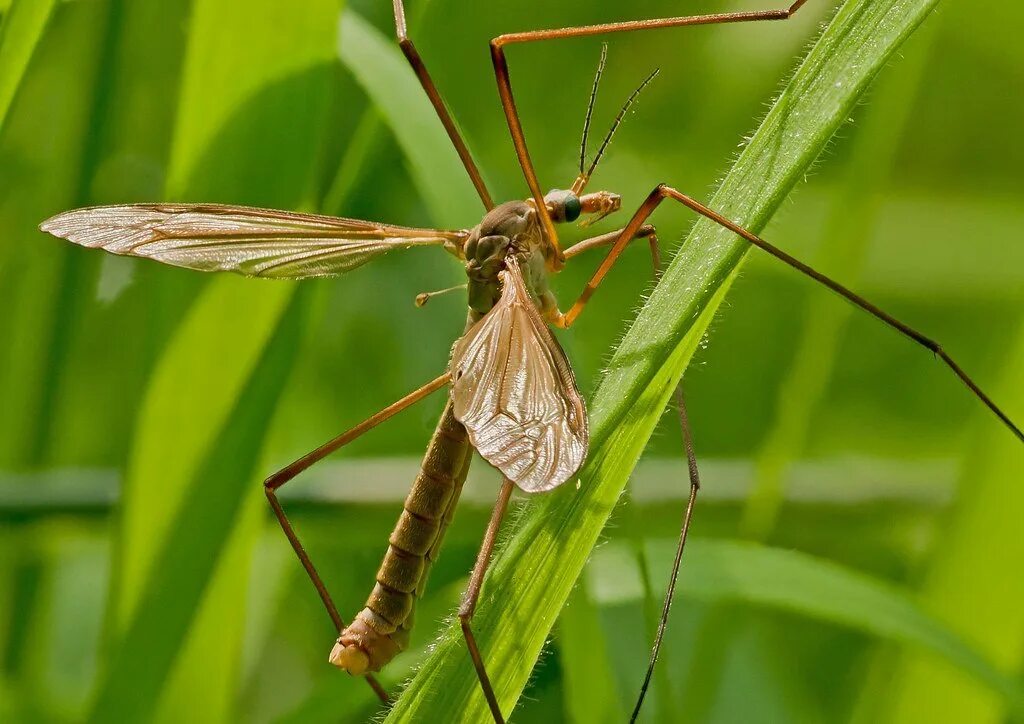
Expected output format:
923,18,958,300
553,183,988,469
337,9,482,226
0,0,57,134
559,579,625,723
93,1,338,721
593,539,1024,713
89,288,308,723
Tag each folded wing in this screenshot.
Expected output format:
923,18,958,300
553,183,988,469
40,203,466,279
450,263,588,492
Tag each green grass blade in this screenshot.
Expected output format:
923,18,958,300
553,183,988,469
337,9,482,226
322,106,389,216
92,1,339,721
0,8,112,716
385,0,942,720
0,0,108,468
0,0,57,135
558,579,625,723
164,1,339,206
89,288,309,723
598,539,1024,713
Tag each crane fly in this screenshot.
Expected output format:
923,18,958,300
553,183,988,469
39,0,1023,721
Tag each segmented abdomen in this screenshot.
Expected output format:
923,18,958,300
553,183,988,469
333,399,471,673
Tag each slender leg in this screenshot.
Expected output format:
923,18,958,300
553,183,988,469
558,226,705,720
458,477,516,724
562,223,656,259
630,390,701,723
392,0,493,210
559,184,1018,718
264,372,451,704
629,230,703,723
489,0,814,260
567,184,1023,440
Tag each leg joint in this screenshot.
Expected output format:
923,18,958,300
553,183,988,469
490,39,511,70
650,183,676,205
788,0,811,17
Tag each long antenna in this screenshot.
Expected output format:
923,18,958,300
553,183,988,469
584,67,659,181
579,44,608,175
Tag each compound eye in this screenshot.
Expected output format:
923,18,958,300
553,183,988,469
563,193,581,222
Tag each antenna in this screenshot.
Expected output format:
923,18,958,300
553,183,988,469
584,67,659,181
579,44,608,175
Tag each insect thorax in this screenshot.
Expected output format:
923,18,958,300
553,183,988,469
464,200,558,318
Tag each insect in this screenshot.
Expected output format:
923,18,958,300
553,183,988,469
38,1,1023,722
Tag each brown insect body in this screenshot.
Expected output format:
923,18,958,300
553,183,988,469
332,197,585,673
38,194,593,679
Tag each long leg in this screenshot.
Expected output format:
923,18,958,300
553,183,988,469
392,0,493,209
630,389,700,722
489,0,813,259
565,184,1024,440
564,225,705,720
629,230,703,723
459,477,516,724
562,223,656,259
559,183,1018,719
264,372,451,703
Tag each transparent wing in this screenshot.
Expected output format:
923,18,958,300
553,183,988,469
39,203,467,279
450,263,588,492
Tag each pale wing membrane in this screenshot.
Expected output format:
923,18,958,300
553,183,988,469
39,203,466,279
451,263,588,492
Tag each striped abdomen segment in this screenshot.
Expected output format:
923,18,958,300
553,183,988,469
330,399,471,674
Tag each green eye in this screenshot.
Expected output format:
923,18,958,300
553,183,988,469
564,193,581,222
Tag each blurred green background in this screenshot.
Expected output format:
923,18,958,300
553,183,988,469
0,0,1021,722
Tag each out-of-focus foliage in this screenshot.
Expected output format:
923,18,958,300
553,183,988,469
0,0,1020,723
